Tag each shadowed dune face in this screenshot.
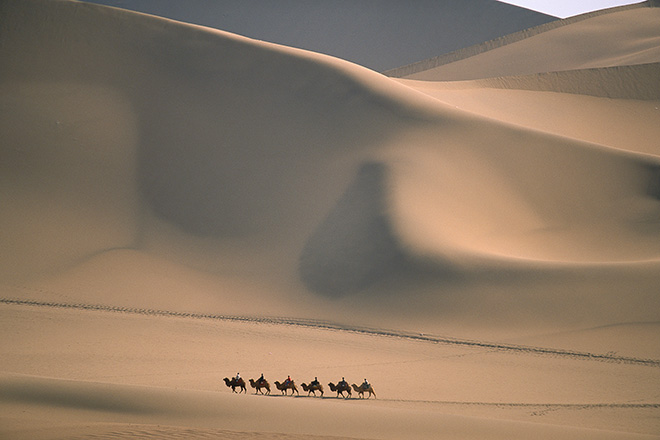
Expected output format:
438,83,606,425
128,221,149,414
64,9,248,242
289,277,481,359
0,0,419,240
133,56,406,237
299,162,406,297
0,82,139,281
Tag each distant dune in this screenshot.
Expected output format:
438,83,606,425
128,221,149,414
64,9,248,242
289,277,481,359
1,1,659,438
418,62,660,100
385,2,659,79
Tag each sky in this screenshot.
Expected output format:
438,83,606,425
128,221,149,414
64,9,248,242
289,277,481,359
497,0,645,18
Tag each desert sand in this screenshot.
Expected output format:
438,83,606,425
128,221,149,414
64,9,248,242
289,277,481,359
1,0,659,439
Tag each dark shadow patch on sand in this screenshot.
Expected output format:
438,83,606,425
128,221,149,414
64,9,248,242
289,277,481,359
299,162,406,297
0,377,158,415
646,163,660,200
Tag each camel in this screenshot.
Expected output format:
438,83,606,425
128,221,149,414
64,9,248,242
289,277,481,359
223,377,246,394
274,380,299,395
328,382,351,398
249,378,271,395
351,383,376,399
301,382,324,397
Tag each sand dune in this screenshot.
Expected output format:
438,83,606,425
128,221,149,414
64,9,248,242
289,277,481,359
386,2,660,79
398,62,660,101
1,0,659,438
392,78,660,153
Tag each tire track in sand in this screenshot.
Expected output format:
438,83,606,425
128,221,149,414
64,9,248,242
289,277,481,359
2,297,659,368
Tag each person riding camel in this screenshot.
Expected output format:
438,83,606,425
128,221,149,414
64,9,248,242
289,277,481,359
339,377,347,387
258,373,265,385
284,375,292,386
311,376,319,387
362,378,370,388
235,372,241,383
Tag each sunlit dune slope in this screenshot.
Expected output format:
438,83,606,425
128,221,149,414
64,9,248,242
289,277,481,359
1,0,659,325
391,80,660,155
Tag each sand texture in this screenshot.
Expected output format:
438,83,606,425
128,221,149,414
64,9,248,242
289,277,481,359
1,0,659,438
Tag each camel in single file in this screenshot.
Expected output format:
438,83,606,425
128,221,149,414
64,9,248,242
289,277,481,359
328,381,351,398
223,377,246,393
274,380,299,395
249,378,271,395
301,382,324,396
351,383,376,399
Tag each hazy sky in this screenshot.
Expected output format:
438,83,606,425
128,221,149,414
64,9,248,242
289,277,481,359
497,0,645,18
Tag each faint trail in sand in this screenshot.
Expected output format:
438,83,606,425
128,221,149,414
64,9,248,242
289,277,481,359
2,297,660,368
380,400,660,409
67,426,359,440
257,395,660,408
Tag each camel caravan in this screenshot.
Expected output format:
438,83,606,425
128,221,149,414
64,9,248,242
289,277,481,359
224,373,375,399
